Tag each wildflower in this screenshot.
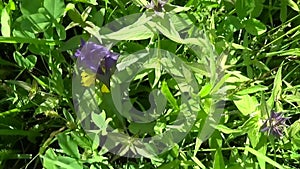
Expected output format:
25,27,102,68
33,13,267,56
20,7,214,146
260,111,289,138
146,0,168,12
75,41,119,73
75,40,119,87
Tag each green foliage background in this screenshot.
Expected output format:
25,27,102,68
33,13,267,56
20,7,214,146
0,0,300,168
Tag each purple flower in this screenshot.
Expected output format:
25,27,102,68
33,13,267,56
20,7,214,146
146,0,168,12
261,111,289,138
75,40,119,74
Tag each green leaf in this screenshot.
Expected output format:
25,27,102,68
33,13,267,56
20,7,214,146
280,0,288,23
22,12,52,33
256,135,267,169
267,63,283,110
0,57,16,67
42,149,58,169
55,23,66,40
20,0,43,15
55,156,83,168
71,131,92,149
59,35,84,51
7,0,15,10
211,74,231,94
0,129,38,136
243,18,267,35
151,15,183,43
161,81,179,110
195,107,223,156
233,94,258,116
288,120,300,137
215,124,242,134
157,159,180,169
0,36,60,45
35,97,59,115
260,92,268,118
101,22,153,41
251,0,264,18
236,85,268,95
191,156,206,169
66,4,84,25
31,74,49,90
245,147,285,169
287,0,299,11
199,83,212,98
91,111,107,130
91,8,105,27
132,0,148,6
284,95,300,102
5,80,31,91
213,149,225,169
63,109,75,125
223,16,243,32
44,0,65,19
1,7,11,37
48,52,65,96
13,52,37,70
252,60,270,71
69,0,98,5
170,13,194,32
57,134,80,158
151,61,162,87
160,39,177,53
235,0,255,18
128,122,155,135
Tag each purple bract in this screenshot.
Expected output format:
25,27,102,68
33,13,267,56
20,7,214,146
261,111,289,138
75,40,119,74
146,0,168,12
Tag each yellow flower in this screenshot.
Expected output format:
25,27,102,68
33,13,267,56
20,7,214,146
101,84,110,93
81,71,96,87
